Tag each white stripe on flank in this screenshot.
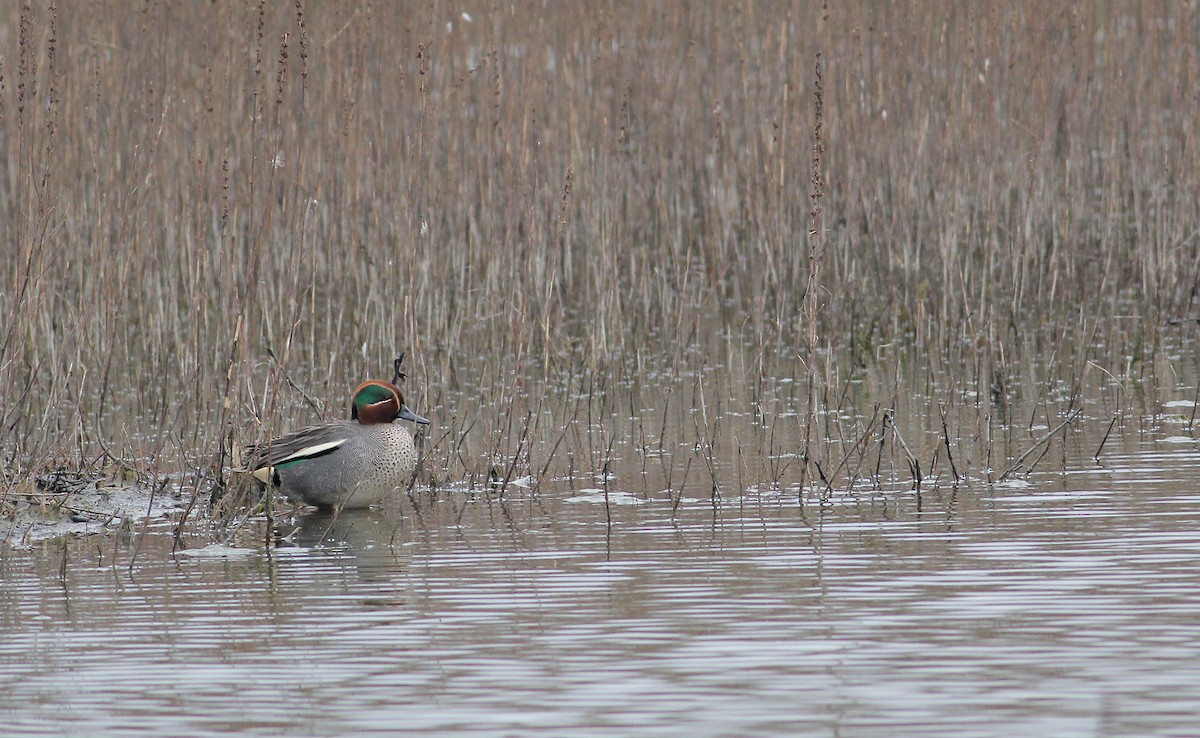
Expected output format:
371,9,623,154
276,439,347,464
250,438,347,484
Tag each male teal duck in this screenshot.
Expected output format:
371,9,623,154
247,358,430,510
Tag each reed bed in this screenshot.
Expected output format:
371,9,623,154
0,2,1197,520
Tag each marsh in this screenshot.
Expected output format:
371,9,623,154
2,2,1199,735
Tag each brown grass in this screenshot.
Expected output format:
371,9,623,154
0,2,1197,513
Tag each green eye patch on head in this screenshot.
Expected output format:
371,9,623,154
354,383,396,409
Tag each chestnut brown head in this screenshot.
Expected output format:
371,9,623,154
350,380,430,426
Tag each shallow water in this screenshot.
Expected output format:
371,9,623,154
3,423,1200,737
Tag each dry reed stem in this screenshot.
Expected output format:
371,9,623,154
0,3,1194,515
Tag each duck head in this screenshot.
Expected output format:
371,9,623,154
350,380,430,426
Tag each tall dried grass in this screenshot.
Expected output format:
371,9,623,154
0,2,1196,506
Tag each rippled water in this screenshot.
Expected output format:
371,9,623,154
3,421,1200,737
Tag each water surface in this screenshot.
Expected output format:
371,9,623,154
3,427,1200,737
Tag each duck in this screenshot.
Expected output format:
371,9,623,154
246,355,430,510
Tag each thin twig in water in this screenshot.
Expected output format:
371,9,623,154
999,408,1083,481
497,411,533,498
888,412,922,490
940,406,960,483
539,391,582,484
1188,379,1200,433
1094,415,1118,462
129,476,169,571
671,456,692,520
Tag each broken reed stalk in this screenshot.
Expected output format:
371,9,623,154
1024,436,1054,476
999,409,1084,481
823,406,881,493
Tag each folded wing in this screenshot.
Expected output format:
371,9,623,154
245,424,350,485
